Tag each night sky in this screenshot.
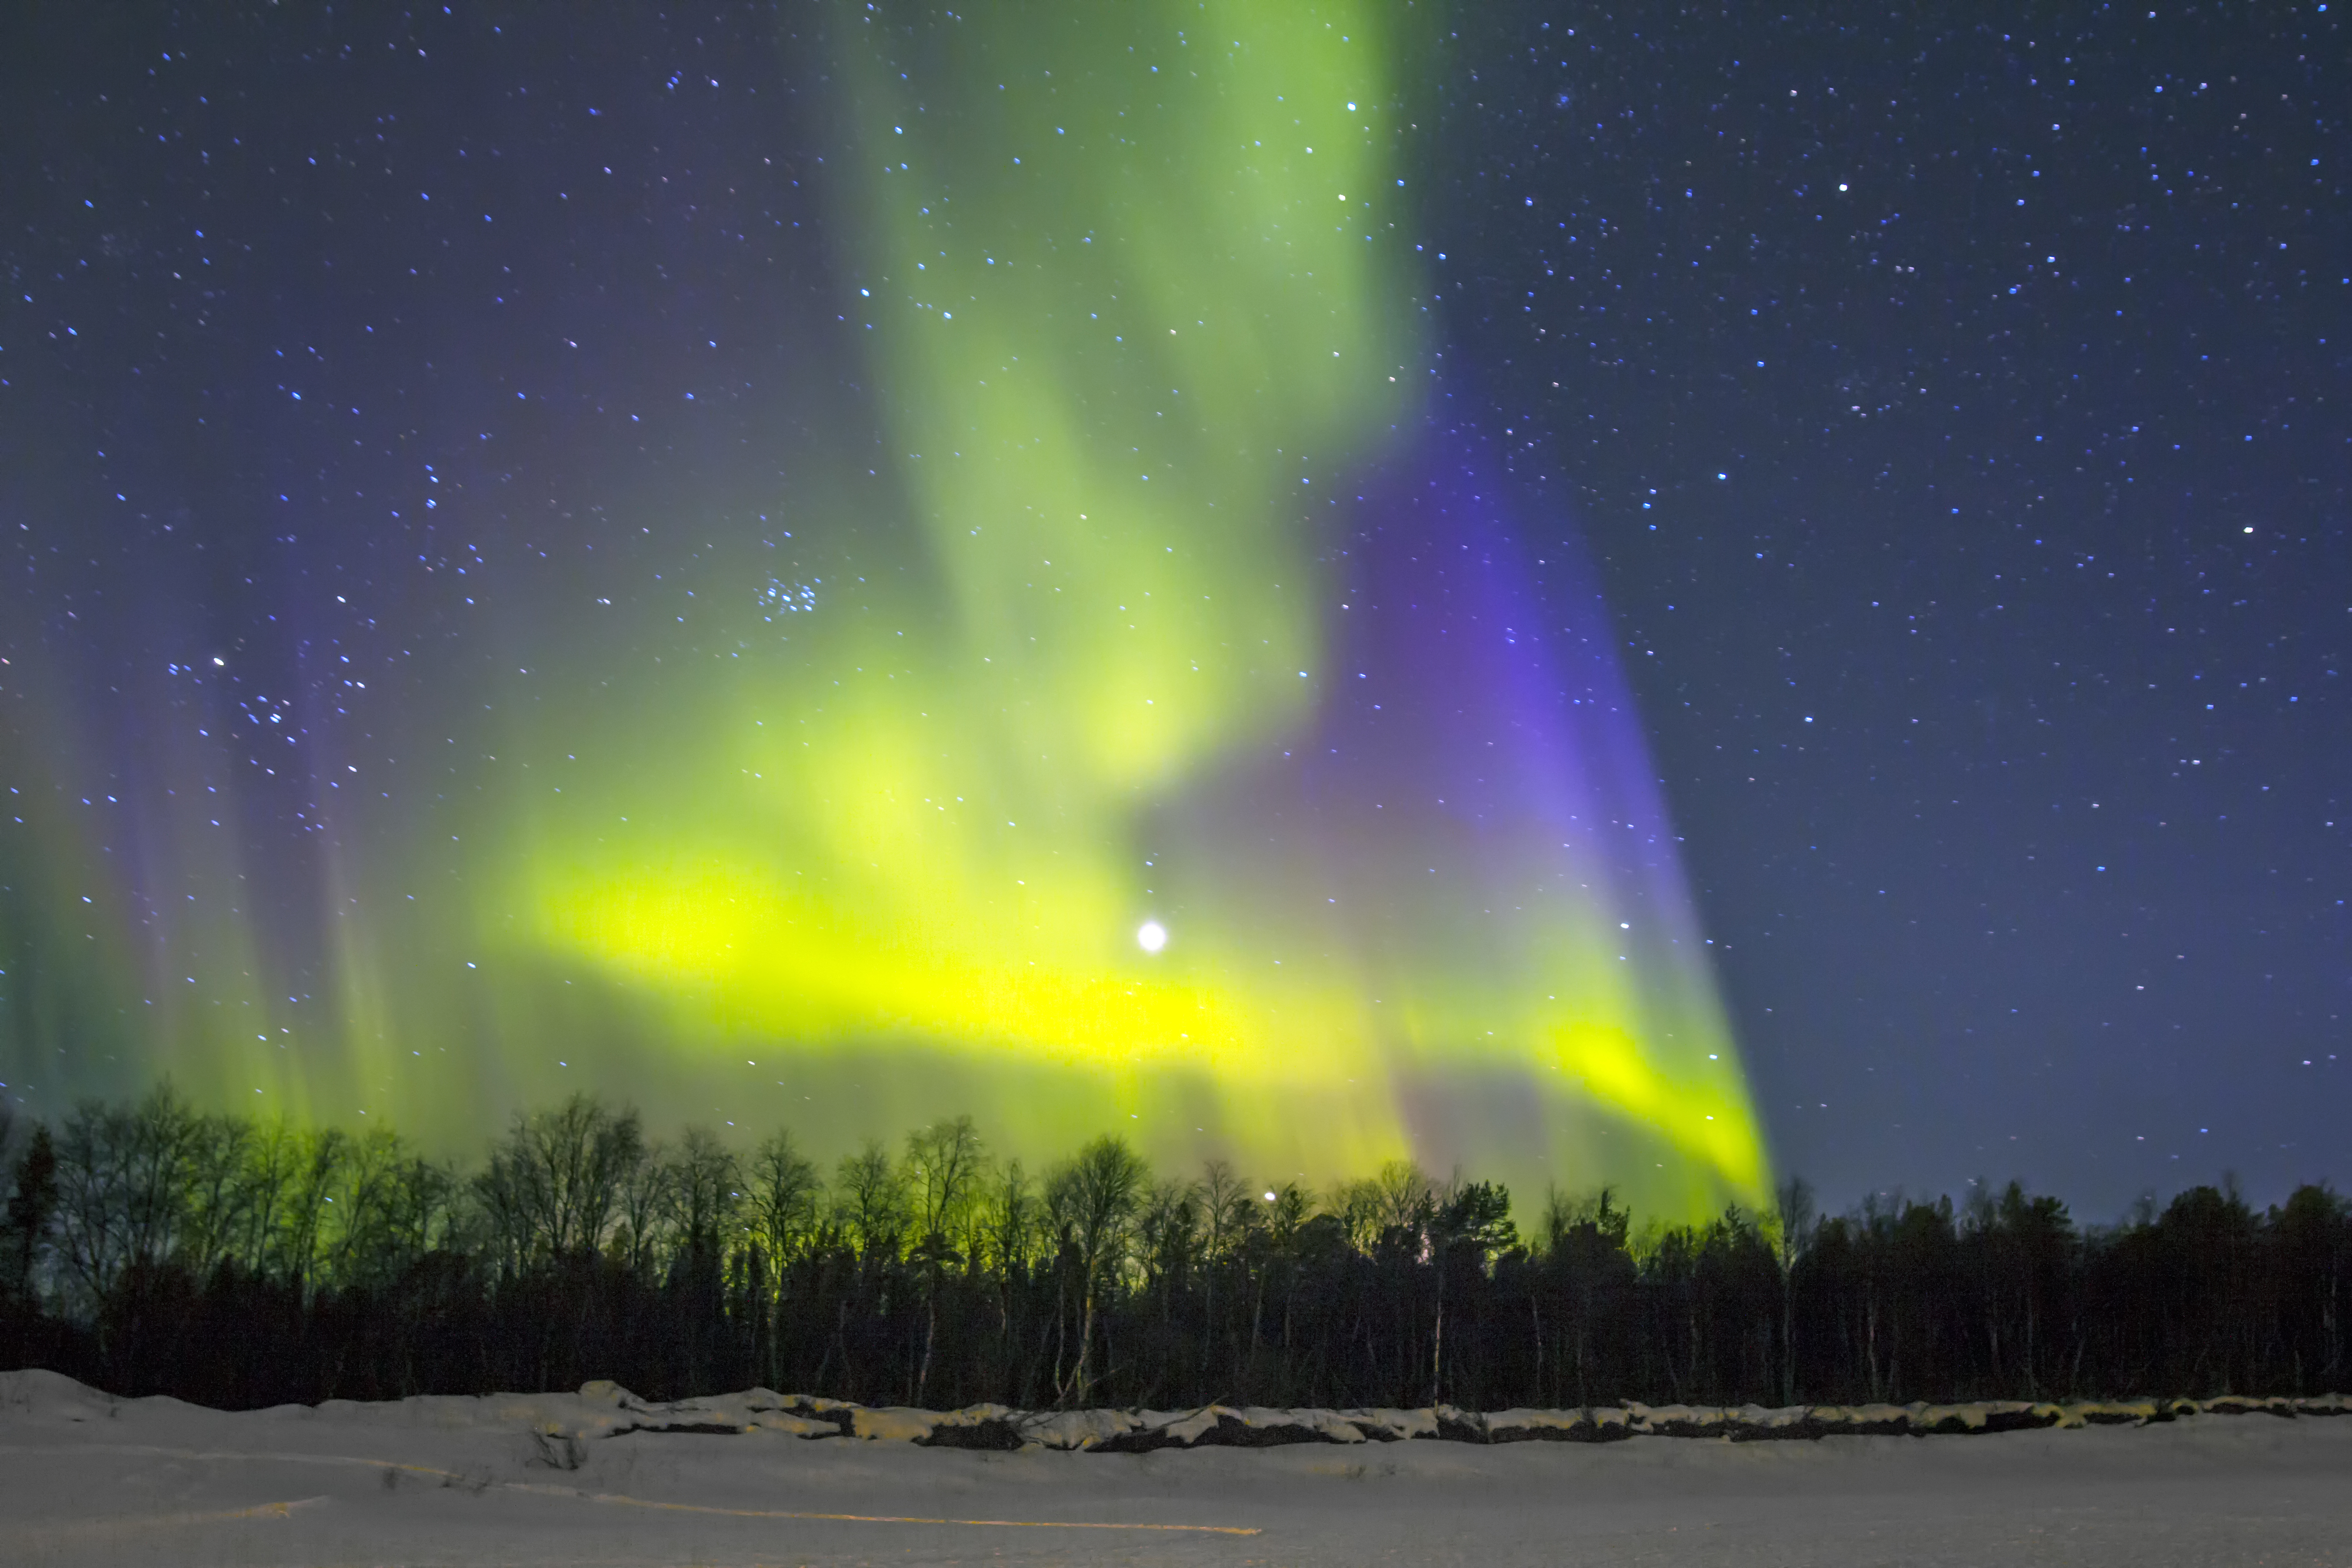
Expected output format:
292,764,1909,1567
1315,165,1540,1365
2,3,2344,1220
1427,3,2349,1213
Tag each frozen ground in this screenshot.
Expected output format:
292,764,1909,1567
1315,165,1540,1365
5,1371,2349,1567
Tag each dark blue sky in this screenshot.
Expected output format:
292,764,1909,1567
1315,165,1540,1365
2,2,2344,1218
1427,3,2347,1212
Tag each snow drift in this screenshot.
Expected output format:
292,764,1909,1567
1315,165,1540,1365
20,1368,2335,1455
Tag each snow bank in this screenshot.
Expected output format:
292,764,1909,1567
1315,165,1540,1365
9,1367,2349,1568
6,1365,2342,1455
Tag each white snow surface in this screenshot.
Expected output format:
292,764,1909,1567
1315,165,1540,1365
5,1369,2349,1565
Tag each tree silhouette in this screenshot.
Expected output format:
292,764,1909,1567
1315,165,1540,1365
903,1116,987,1405
3,1122,57,1305
0,1097,2345,1413
1043,1135,1147,1405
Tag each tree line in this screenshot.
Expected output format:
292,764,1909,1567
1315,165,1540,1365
0,1087,2344,1411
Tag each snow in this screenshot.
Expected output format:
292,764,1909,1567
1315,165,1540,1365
5,1369,2350,1564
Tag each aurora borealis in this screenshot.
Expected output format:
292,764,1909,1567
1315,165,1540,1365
10,2,2343,1218
0,3,1765,1219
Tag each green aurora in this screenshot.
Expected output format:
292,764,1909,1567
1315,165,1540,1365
0,3,1768,1220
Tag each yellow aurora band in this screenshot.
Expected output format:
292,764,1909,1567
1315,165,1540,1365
517,1,1765,1214
0,2,1768,1220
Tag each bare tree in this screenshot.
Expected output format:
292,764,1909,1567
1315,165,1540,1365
613,1137,676,1279
49,1086,201,1310
179,1112,255,1279
905,1115,988,1253
1329,1173,1383,1254
905,1116,989,1404
980,1159,1038,1277
481,1095,643,1263
277,1127,349,1298
1332,1159,1436,1254
1252,1181,1317,1388
669,1125,742,1264
1196,1158,1254,1383
1373,1159,1437,1240
1427,1179,1514,1405
657,1126,741,1393
232,1119,304,1279
1772,1176,1815,1405
45,1108,118,1309
1044,1135,1147,1405
833,1140,906,1265
1198,1160,1253,1267
748,1130,822,1270
745,1128,822,1388
1137,1176,1200,1308
384,1152,460,1273
319,1125,426,1290
472,1130,533,1282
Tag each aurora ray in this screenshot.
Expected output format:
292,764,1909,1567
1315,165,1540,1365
0,0,1765,1219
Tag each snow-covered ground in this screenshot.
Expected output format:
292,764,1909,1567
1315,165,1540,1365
5,1371,2348,1566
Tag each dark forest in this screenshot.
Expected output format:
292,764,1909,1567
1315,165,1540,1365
1,1088,2344,1412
